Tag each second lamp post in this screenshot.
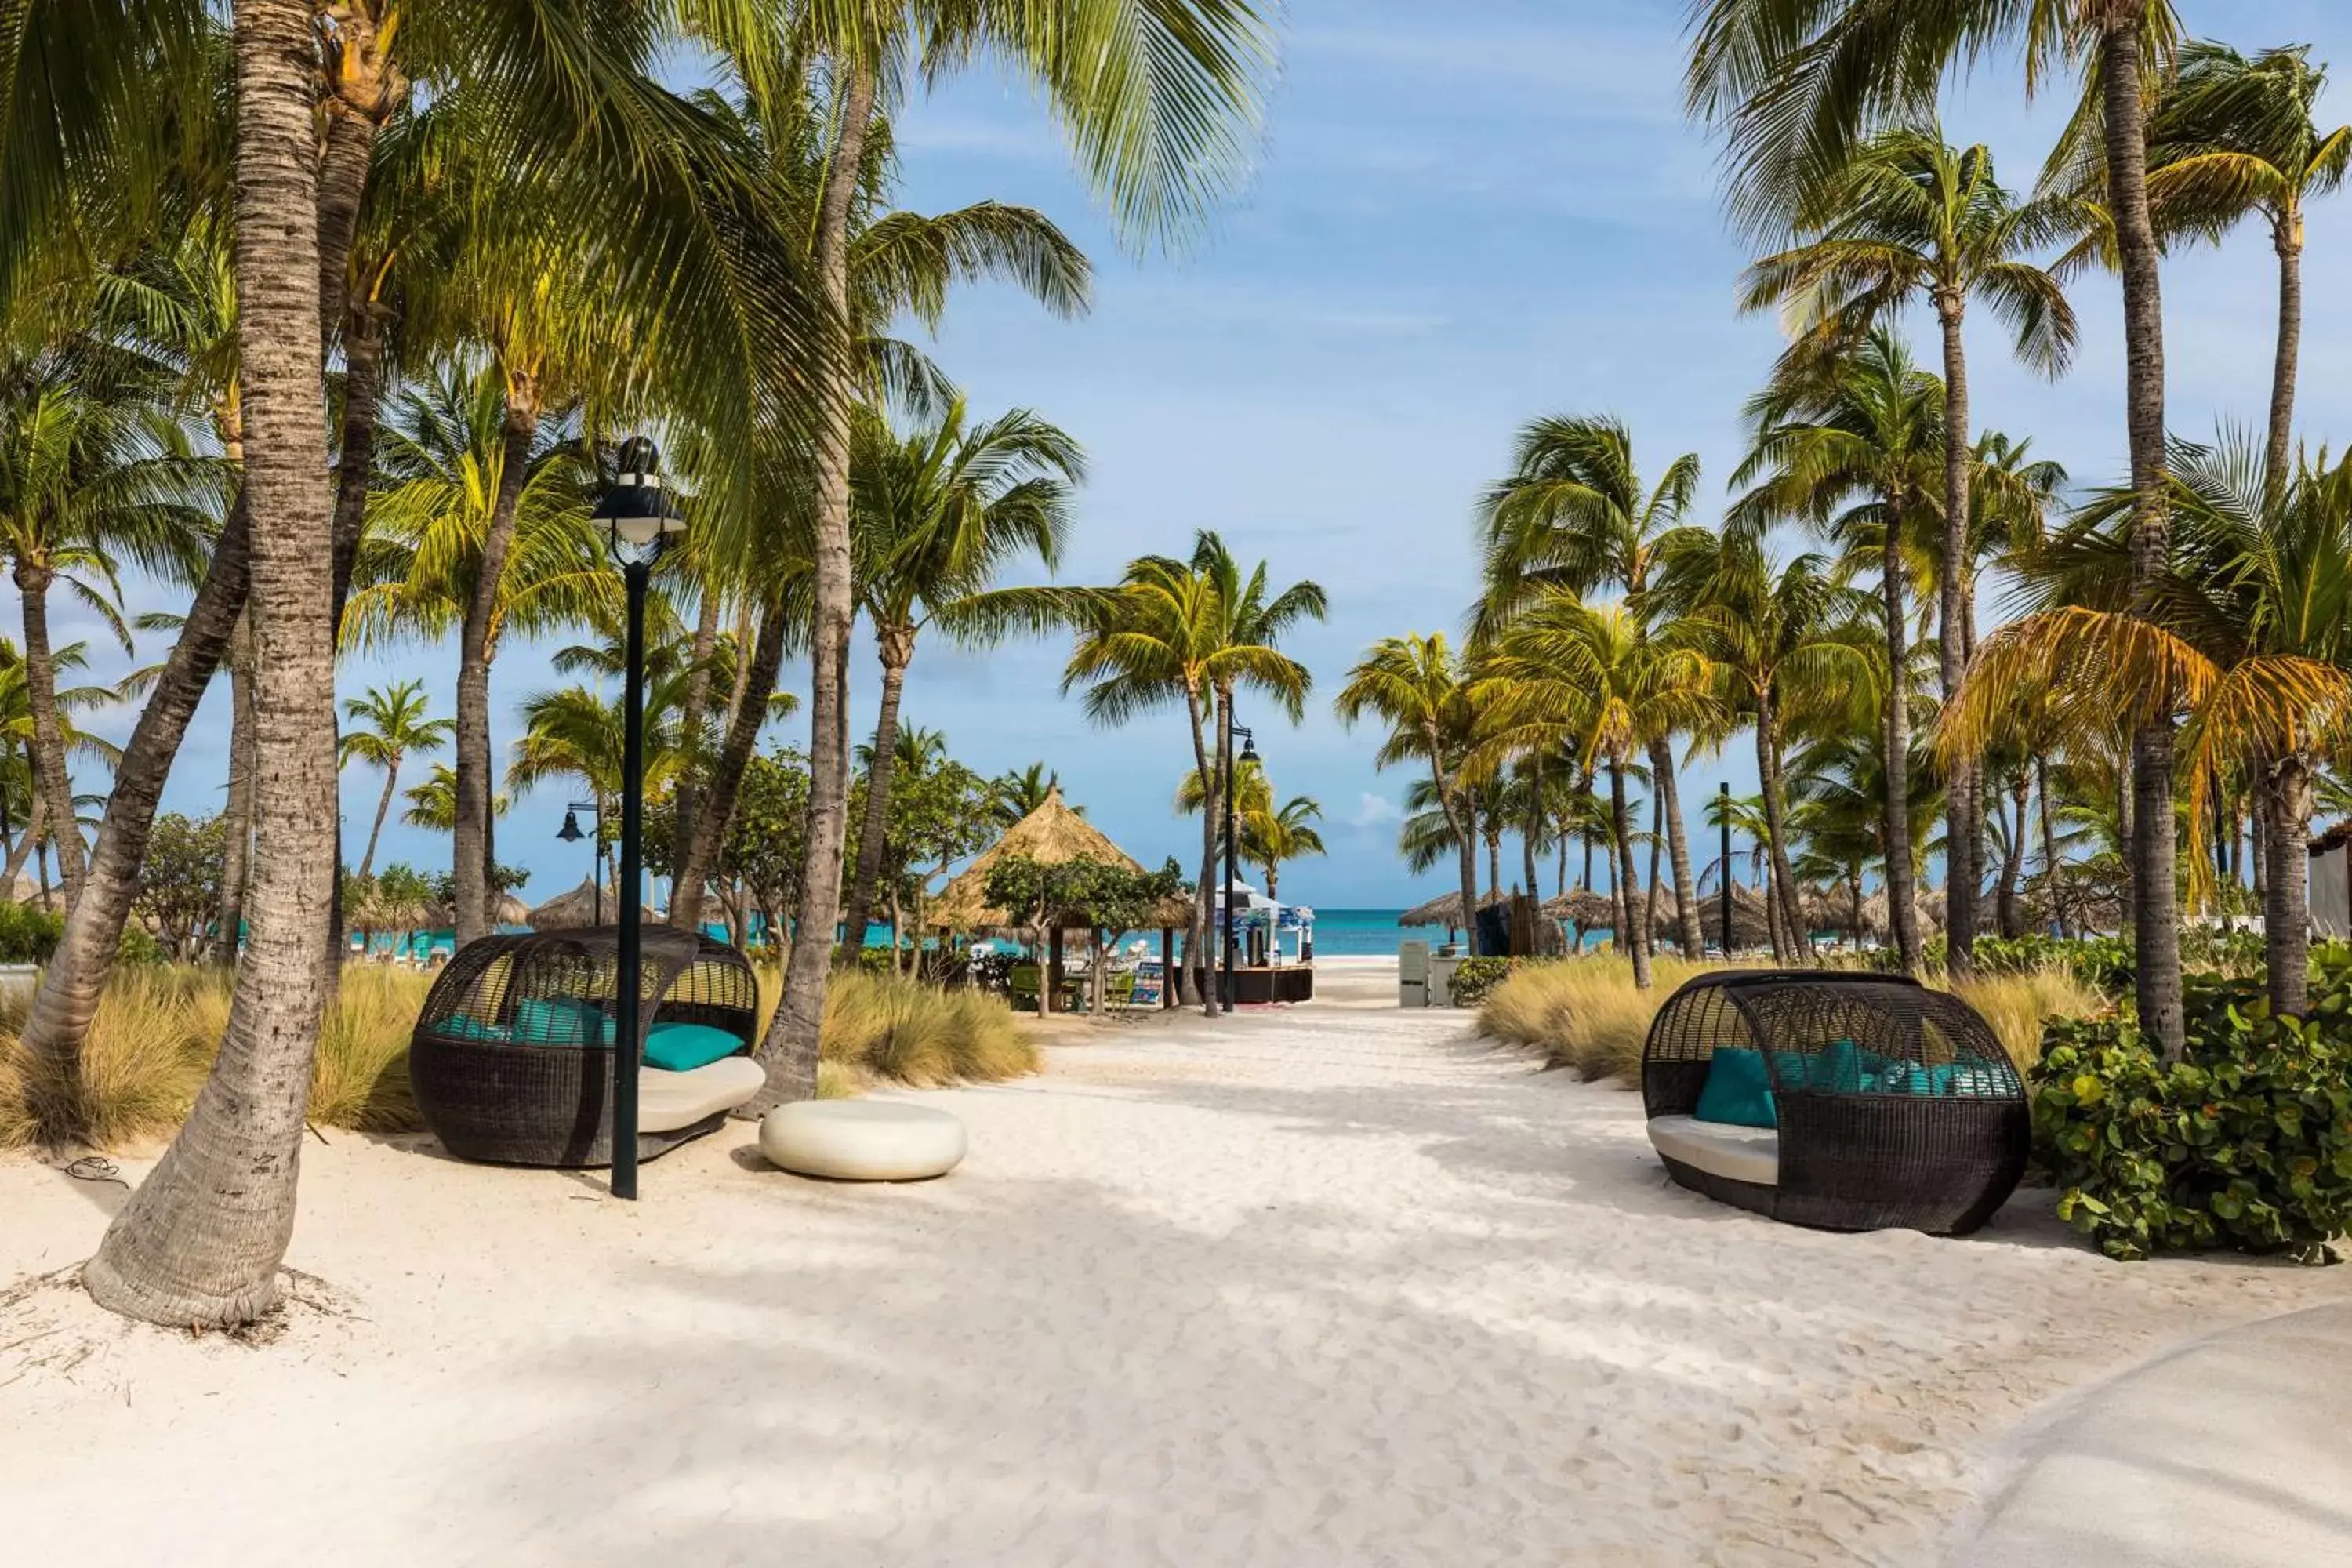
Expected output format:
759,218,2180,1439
1221,722,1255,1008
593,436,686,1201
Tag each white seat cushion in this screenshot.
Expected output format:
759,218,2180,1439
1648,1114,1780,1188
758,1099,967,1181
638,1054,765,1133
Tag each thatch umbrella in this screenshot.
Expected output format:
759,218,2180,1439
528,877,653,931
1544,887,1616,931
493,892,533,928
1697,882,1774,951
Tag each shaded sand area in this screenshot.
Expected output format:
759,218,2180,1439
4,957,2345,1566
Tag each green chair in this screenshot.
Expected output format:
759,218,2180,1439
1009,962,1042,1012
1105,970,1138,1010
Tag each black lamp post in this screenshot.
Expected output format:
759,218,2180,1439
593,436,686,1201
557,800,604,925
1719,782,1733,960
1222,723,1255,1008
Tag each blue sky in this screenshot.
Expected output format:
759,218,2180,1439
55,0,2352,912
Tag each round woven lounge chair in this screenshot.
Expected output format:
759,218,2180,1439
1640,971,2030,1236
409,927,760,1167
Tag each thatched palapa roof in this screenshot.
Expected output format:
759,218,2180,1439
1544,887,1616,929
929,786,1192,933
1398,890,1512,930
528,877,655,931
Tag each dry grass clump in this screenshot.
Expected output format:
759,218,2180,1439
1479,956,1719,1083
755,967,1039,1089
2,964,433,1150
1943,964,2108,1076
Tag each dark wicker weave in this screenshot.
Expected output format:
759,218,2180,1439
1641,971,2029,1235
409,927,758,1167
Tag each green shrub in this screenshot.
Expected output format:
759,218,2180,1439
1447,956,1517,1007
2033,971,2352,1263
0,902,62,964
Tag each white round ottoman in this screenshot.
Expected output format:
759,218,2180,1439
757,1100,967,1181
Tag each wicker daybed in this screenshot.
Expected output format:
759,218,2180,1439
409,927,762,1167
1640,971,2029,1235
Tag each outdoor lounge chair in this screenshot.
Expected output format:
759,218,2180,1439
409,927,762,1167
1639,971,2029,1235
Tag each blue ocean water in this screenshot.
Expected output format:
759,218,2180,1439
1295,909,1410,956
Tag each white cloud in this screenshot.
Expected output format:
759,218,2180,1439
1351,792,1403,829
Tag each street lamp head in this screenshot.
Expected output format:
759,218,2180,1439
1240,735,1258,765
557,809,586,844
595,436,688,557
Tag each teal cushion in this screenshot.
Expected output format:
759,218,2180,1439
438,1014,509,1043
642,1020,743,1073
1695,1047,1778,1129
1809,1037,1864,1093
511,996,614,1045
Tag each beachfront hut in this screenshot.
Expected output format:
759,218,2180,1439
1397,891,1511,948
528,878,655,932
1698,883,1775,953
928,785,1190,1013
494,892,533,928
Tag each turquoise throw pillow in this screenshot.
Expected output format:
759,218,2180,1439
1809,1037,1864,1093
511,996,614,1045
1695,1047,1777,1128
439,1014,509,1043
642,1021,742,1073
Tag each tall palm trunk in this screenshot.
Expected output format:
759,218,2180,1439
1936,292,1978,975
1999,771,2030,940
1208,687,1239,1007
670,572,724,876
15,565,85,904
452,387,537,949
1608,758,1651,989
85,0,339,1327
2037,755,2066,938
1187,687,1220,1012
4,793,42,885
1755,699,1809,964
671,602,785,931
1643,789,1663,958
1878,507,1921,974
2117,746,2138,938
2101,16,2183,1058
2267,205,2303,495
750,61,876,1110
358,754,398,882
2265,753,2312,1016
1646,737,1704,956
839,626,913,958
216,615,255,963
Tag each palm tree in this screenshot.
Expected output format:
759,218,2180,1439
1479,415,1709,957
1337,634,1480,956
989,762,1064,829
1686,0,2186,1048
836,398,1082,952
1068,536,1324,1014
83,0,341,1327
1951,434,2352,1014
339,680,452,882
1470,597,1718,989
1246,795,1325,907
1737,129,2077,971
1732,329,1945,972
1657,534,1879,963
746,3,1276,1110
2140,42,2348,494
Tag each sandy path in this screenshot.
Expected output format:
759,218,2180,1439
3,967,2344,1566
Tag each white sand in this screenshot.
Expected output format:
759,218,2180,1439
4,966,2345,1566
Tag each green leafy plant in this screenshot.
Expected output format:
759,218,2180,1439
0,901,62,964
2033,972,2352,1263
1447,956,1518,1007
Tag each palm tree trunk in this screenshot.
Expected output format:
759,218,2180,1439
1647,736,1704,956
1936,295,1979,977
2266,754,2312,1016
217,615,255,963
1878,509,1921,974
2037,756,2065,938
671,602,785,931
85,0,338,1327
358,758,397,882
1643,789,1663,960
4,793,42,885
839,631,913,959
2118,746,2139,938
1999,771,2029,940
1184,688,1220,1011
2101,16,2183,1058
1609,759,1651,989
750,60,877,1110
452,388,537,950
2267,209,2303,495
16,567,86,905
1755,702,1809,964
670,569,724,871
314,2,396,343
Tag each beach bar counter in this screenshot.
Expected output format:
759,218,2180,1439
1219,891,1315,1005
